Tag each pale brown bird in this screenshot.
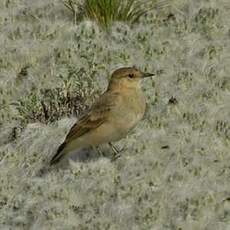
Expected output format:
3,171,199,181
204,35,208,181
50,66,154,165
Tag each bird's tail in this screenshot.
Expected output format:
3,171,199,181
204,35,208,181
50,142,67,165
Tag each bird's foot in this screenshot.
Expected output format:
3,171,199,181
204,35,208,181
109,142,124,161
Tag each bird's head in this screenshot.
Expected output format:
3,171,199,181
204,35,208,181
108,66,154,90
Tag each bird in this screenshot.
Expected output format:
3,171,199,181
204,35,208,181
50,66,154,165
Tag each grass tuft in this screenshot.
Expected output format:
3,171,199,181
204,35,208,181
63,0,159,29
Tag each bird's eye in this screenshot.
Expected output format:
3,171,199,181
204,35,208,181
128,74,134,78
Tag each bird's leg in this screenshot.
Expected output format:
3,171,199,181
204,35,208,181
109,142,121,161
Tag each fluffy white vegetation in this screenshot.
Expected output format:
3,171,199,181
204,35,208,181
0,0,230,229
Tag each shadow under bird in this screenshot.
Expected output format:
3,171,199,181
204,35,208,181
50,66,154,165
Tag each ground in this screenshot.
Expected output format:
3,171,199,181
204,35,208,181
0,0,230,229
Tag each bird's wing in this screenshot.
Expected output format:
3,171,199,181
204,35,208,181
64,91,118,143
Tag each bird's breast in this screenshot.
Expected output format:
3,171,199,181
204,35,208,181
112,89,146,131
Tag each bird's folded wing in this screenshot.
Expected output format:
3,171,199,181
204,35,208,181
65,92,118,143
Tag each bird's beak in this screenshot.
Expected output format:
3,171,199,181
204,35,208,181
142,72,155,78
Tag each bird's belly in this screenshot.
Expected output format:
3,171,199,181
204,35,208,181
71,113,143,148
110,106,145,139
118,112,143,130
84,122,126,145
83,93,146,146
